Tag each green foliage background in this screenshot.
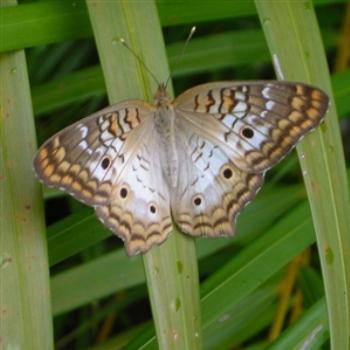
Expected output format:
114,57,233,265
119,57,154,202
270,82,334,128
1,0,350,349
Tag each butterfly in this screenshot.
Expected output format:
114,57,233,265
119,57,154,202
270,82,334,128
33,81,329,255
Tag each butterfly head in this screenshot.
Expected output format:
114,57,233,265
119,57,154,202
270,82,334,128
154,83,172,107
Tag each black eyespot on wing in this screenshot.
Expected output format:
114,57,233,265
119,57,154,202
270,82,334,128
241,127,254,139
223,168,233,179
101,157,110,169
194,197,202,206
150,204,157,214
120,187,128,198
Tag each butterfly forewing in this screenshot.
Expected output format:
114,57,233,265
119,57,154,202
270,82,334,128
174,81,329,173
34,101,154,206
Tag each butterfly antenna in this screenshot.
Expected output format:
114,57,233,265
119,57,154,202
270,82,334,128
119,38,160,86
165,26,196,89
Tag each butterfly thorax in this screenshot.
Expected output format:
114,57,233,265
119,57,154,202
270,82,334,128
154,85,179,188
154,83,172,107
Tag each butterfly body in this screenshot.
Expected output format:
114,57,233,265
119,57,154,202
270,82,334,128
153,85,179,187
34,81,329,255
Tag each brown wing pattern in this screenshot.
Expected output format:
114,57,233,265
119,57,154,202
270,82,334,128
33,80,329,255
171,124,263,238
34,100,173,255
33,101,154,205
95,127,173,255
172,81,328,239
174,81,329,173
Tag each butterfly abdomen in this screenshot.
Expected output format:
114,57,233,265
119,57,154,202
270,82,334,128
154,104,179,188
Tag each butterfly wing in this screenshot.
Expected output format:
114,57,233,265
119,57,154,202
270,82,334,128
95,120,172,255
34,101,172,255
171,81,328,237
171,125,263,237
173,81,329,173
34,101,154,205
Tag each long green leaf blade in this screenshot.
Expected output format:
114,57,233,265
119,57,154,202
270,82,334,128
0,1,53,348
0,0,345,52
255,1,350,348
266,298,329,350
85,1,201,349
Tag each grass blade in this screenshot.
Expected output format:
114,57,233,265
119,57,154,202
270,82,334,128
255,1,350,348
85,1,201,348
0,0,344,52
266,298,328,350
0,1,53,348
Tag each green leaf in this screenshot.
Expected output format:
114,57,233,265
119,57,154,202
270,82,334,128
255,1,350,348
0,0,345,52
0,1,53,348
85,1,201,349
266,298,329,350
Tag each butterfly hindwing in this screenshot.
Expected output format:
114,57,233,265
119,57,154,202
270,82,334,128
95,121,172,255
171,121,263,238
174,81,329,173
